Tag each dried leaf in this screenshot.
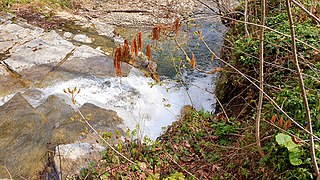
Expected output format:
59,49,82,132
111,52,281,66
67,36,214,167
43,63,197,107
278,116,284,127
207,67,224,74
114,46,122,76
284,120,292,130
137,32,143,51
122,39,130,62
173,18,180,36
292,135,301,144
131,37,138,56
152,24,162,41
185,141,191,148
190,53,196,69
271,114,278,123
63,89,67,94
146,44,152,60
68,88,71,94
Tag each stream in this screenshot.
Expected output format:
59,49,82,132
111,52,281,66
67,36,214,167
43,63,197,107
0,6,228,178
0,16,226,140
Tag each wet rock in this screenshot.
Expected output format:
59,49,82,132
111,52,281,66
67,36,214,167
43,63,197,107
52,103,124,178
0,93,47,179
37,45,130,87
22,88,45,107
54,142,105,178
4,30,75,72
0,93,123,179
92,20,115,38
73,34,92,43
63,31,73,39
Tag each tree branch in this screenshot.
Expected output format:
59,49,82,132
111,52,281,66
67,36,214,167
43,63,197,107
256,0,266,158
291,0,320,24
285,0,319,177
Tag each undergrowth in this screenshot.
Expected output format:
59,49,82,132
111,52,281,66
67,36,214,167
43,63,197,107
76,107,262,179
216,0,320,178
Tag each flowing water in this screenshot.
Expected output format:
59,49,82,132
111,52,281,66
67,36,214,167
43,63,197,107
0,16,226,140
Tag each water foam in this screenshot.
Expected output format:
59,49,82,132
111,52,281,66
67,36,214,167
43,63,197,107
54,69,214,139
0,68,216,140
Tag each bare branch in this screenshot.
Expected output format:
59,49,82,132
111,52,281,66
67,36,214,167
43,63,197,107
291,0,320,24
256,0,266,158
200,38,320,142
285,0,319,176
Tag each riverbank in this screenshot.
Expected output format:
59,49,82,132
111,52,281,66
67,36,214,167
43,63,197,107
0,0,225,179
215,0,320,178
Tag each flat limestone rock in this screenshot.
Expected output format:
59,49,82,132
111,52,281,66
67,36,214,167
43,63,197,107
36,45,130,87
0,23,44,52
73,34,92,43
4,30,75,72
54,142,105,178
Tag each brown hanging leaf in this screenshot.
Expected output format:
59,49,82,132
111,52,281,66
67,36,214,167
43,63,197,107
146,44,152,60
122,39,130,62
131,37,138,56
152,24,162,41
292,135,301,144
284,120,292,130
173,18,181,36
130,37,135,56
114,46,122,76
68,88,72,94
278,116,284,127
190,53,196,69
137,32,143,51
63,89,67,94
271,114,278,123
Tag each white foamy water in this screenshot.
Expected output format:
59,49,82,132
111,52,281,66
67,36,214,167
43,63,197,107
0,68,216,140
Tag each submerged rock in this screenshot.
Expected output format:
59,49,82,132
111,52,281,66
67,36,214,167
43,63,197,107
0,93,123,179
73,34,93,43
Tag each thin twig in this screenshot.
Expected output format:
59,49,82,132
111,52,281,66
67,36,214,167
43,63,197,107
291,0,320,24
244,0,250,37
255,0,266,158
213,94,230,123
285,0,319,176
200,38,320,142
220,16,320,52
1,166,12,179
164,152,199,180
74,108,157,179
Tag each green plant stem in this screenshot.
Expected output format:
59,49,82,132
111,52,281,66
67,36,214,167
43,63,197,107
255,0,266,158
74,108,156,179
285,0,319,177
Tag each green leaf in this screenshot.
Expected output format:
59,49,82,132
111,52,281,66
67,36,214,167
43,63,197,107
276,133,299,152
275,133,291,146
289,152,303,166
